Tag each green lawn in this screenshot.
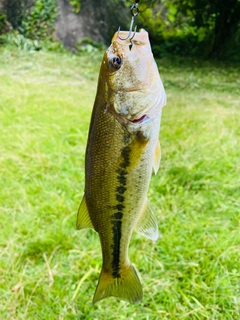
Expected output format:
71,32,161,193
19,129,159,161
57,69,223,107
0,44,239,319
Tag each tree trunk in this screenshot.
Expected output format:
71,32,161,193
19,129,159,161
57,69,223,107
0,0,5,13
210,0,240,57
55,0,128,48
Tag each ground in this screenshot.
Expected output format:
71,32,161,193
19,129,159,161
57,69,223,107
0,44,239,319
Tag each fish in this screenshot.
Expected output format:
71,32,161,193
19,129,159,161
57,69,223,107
77,29,166,304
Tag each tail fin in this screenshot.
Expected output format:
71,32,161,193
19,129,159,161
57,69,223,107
93,264,143,304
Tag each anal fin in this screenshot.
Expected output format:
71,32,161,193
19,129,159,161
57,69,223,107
135,199,159,241
76,195,95,230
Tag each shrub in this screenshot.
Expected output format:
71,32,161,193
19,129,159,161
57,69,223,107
19,0,57,39
0,13,7,33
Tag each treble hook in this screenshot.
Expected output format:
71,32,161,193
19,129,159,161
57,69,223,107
118,1,139,41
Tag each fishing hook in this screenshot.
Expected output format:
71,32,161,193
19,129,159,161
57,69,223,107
118,1,139,41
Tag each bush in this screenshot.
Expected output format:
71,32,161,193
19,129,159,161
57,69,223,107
0,30,67,53
69,0,81,14
19,0,57,39
0,13,7,33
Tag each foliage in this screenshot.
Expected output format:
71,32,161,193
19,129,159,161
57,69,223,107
76,37,105,54
0,45,240,318
3,0,23,29
2,32,41,51
136,0,240,59
0,30,68,53
174,0,240,58
2,0,239,60
0,13,7,32
19,0,57,39
69,0,81,14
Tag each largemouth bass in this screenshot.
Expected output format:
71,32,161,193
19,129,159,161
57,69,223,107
77,29,166,304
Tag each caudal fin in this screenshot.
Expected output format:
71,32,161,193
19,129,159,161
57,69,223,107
93,265,143,304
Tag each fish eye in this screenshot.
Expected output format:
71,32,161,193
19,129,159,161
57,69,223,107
109,55,122,70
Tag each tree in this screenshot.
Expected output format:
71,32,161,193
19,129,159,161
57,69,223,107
135,0,240,58
176,0,240,57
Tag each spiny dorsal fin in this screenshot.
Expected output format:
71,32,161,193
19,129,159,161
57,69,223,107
153,140,161,174
76,195,95,230
135,199,159,241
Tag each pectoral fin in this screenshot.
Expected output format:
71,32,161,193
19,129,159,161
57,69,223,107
153,140,161,174
135,199,159,241
76,195,95,230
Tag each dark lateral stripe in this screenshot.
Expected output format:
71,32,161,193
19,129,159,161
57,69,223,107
116,170,127,186
116,194,124,203
117,186,126,194
115,204,125,211
111,211,123,278
111,141,131,278
119,146,131,169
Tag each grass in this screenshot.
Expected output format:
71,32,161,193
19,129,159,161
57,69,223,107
0,43,239,319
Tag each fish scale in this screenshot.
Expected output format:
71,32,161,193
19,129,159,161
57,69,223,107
77,29,166,304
